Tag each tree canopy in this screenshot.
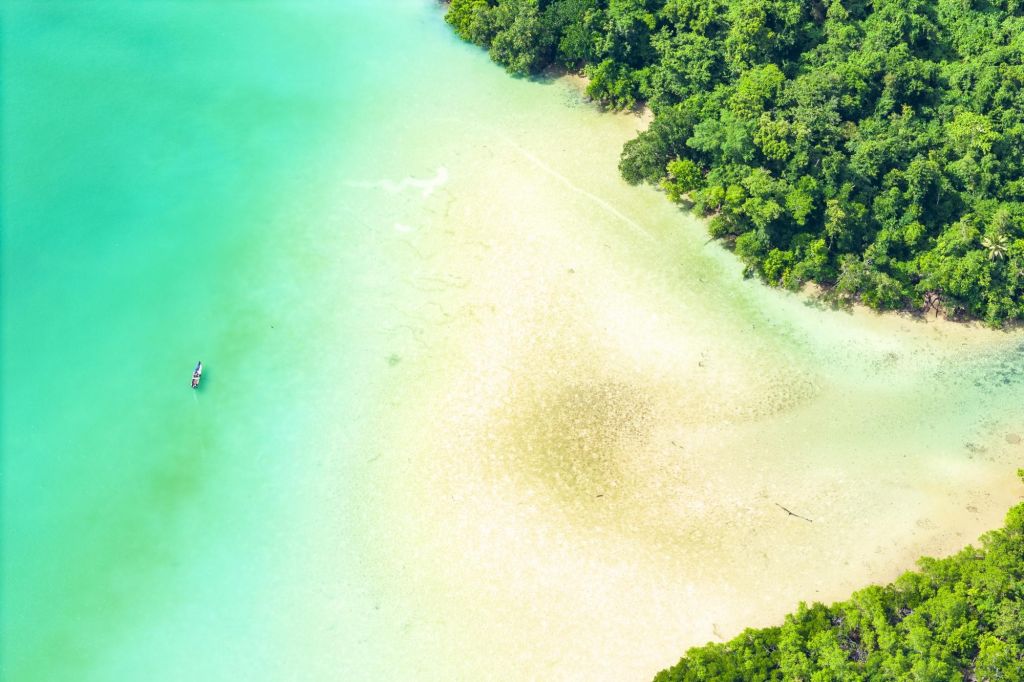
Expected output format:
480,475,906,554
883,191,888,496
447,0,1024,325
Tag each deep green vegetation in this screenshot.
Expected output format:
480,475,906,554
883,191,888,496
446,0,1024,324
655,473,1024,681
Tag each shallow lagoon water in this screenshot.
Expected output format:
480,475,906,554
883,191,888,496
2,2,1023,681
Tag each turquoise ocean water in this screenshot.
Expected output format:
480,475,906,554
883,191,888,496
4,2,1024,681
2,2,447,678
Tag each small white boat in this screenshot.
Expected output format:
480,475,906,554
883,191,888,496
191,361,203,389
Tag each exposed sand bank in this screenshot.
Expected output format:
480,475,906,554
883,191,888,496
314,74,1024,681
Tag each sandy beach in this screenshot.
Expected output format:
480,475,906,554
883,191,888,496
311,75,1024,681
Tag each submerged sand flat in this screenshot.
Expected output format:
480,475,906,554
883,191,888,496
300,73,1024,680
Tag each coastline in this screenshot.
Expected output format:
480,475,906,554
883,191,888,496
6,3,1022,679
548,68,1018,330
348,74,1024,680
555,69,655,129
552,71,1015,339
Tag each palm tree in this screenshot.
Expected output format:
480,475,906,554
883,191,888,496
981,233,1009,260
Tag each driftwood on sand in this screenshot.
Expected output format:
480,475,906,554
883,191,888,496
775,503,813,522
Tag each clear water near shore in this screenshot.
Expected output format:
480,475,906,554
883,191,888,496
2,2,1023,681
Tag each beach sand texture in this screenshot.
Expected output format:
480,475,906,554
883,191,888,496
334,84,1024,680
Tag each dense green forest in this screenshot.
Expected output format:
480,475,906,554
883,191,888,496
446,0,1024,324
655,474,1024,681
